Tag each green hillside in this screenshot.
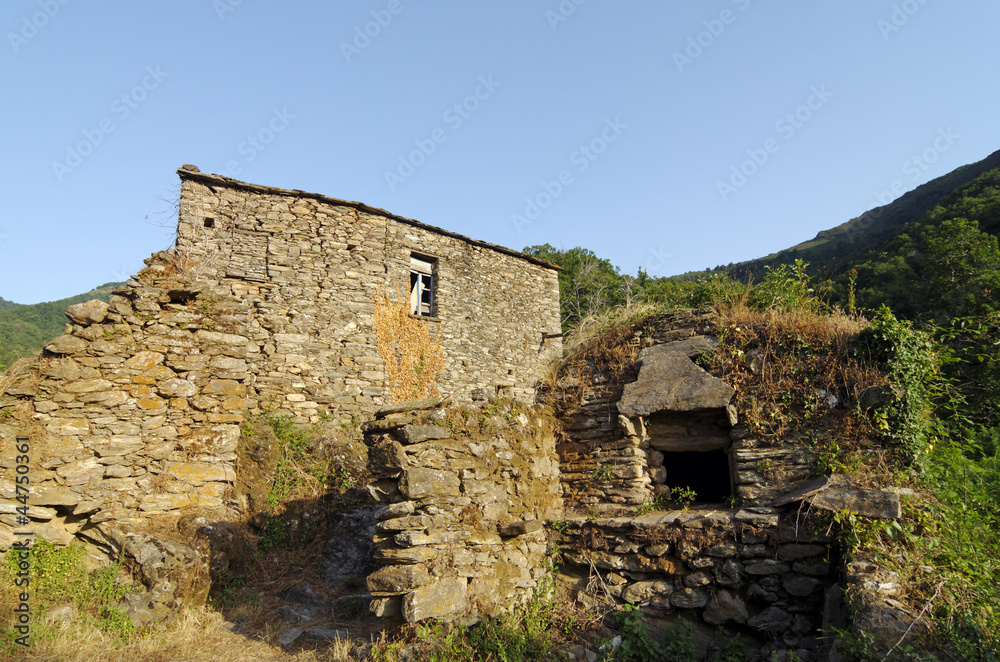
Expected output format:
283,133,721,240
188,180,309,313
681,147,1000,282
0,283,124,371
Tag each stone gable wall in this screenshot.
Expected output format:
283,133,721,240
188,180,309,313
0,166,561,554
173,167,562,418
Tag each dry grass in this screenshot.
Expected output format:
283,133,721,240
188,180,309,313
6,607,355,662
0,357,37,395
373,283,445,403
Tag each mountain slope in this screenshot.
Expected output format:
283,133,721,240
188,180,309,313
698,147,1000,280
0,283,124,371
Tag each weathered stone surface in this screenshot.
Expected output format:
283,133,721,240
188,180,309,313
670,587,709,609
30,486,82,507
402,578,468,622
165,461,235,484
368,438,408,475
376,515,433,532
703,589,749,624
124,350,165,369
619,349,734,416
320,507,378,583
783,574,824,597
807,475,902,519
65,300,108,325
397,424,450,444
376,501,415,521
375,546,437,565
0,503,58,520
621,580,672,604
650,335,720,358
375,396,451,418
747,606,791,635
745,559,790,575
498,519,543,537
158,378,199,398
367,564,430,594
44,334,90,355
399,468,460,499
139,494,194,512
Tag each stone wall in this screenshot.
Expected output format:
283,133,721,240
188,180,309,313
546,310,903,657
0,165,562,604
361,400,562,623
173,165,562,418
557,507,834,647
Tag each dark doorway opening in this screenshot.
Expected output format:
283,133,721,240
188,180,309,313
664,450,731,503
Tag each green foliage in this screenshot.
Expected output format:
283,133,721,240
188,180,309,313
0,282,123,371
854,307,942,464
522,244,698,330
590,463,613,483
708,628,751,662
391,586,561,662
748,259,823,313
0,539,137,652
606,608,698,662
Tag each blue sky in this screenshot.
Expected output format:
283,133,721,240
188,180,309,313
2,1,999,304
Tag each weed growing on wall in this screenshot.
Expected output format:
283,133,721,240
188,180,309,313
373,283,445,402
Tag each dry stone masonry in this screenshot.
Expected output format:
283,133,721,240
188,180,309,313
544,309,904,657
0,166,562,621
361,398,561,623
0,166,909,655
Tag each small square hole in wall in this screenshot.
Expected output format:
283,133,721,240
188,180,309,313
203,218,215,228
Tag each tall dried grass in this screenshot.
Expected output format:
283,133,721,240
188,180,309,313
6,607,354,662
373,283,445,403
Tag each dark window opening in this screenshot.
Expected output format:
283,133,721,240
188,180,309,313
203,218,215,228
409,254,436,317
664,450,731,503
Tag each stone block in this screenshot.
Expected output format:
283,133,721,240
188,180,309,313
704,589,748,625
670,587,709,609
65,300,108,326
397,424,450,444
399,467,460,499
45,335,89,355
165,461,235,484
367,564,430,594
619,349,734,416
402,578,468,622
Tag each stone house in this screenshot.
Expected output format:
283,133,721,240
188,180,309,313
0,165,561,544
172,164,563,419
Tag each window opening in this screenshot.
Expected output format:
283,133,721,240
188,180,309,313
409,255,436,317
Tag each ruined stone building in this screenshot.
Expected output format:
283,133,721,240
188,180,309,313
0,168,901,659
0,164,561,539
